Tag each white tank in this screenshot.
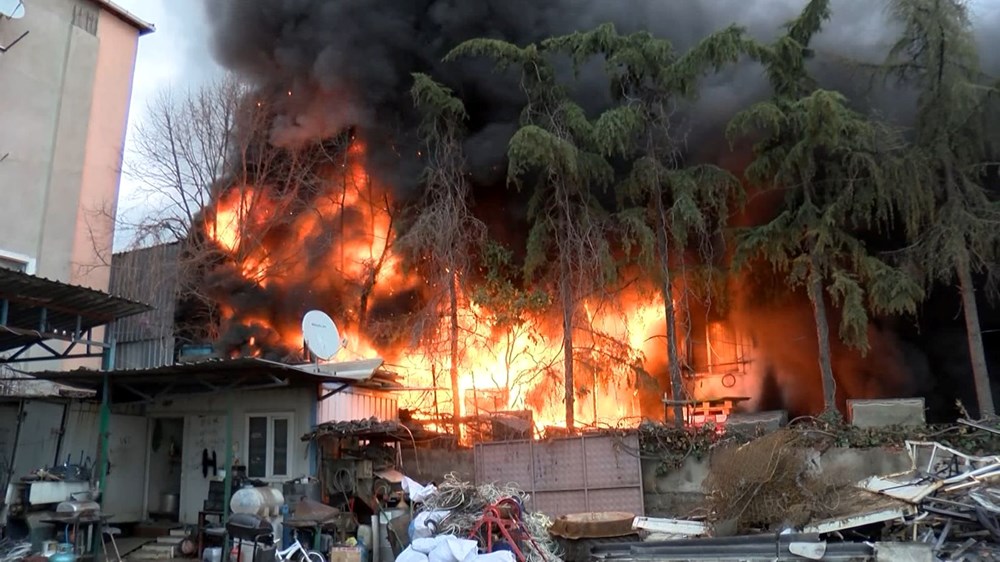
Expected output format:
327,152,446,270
230,486,285,517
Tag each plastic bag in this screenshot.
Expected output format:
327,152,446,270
403,476,438,503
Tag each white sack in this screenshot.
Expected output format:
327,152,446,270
427,536,478,562
474,551,516,562
395,546,429,562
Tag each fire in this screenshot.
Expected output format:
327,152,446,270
203,134,741,436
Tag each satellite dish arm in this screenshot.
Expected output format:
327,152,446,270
0,30,28,53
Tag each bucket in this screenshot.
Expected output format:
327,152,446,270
161,493,179,514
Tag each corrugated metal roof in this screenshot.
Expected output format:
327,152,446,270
30,357,402,403
0,269,153,353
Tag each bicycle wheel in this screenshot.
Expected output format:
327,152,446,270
304,551,326,562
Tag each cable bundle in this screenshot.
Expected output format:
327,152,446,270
418,473,562,562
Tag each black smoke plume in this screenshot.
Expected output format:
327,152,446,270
200,0,1000,418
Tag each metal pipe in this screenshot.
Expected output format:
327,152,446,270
53,400,70,467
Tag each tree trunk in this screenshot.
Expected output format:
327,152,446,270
449,269,463,438
957,258,995,417
655,198,685,427
807,264,837,414
560,253,576,431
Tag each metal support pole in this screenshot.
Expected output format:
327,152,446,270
223,394,234,560
1,400,26,514
97,372,110,498
98,322,116,504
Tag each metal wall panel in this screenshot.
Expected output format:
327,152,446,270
474,433,643,518
108,243,179,369
317,386,398,423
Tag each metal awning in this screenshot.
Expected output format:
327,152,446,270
0,268,151,363
29,357,401,403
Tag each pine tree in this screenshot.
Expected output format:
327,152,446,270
728,0,925,415
883,0,1000,417
396,74,487,437
545,24,748,426
445,40,617,431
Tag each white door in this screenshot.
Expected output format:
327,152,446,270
103,414,149,523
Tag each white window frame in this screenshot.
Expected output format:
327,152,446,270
245,412,294,479
0,249,36,274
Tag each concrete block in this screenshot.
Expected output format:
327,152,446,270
726,410,787,433
875,542,933,562
848,398,925,428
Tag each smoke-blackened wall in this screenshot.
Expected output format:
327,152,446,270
202,0,1000,418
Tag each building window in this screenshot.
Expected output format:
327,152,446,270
245,413,293,479
0,249,35,274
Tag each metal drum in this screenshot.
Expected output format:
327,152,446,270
55,500,100,514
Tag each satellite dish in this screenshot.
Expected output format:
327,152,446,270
0,0,25,19
302,310,342,361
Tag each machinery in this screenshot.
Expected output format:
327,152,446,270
2,481,96,553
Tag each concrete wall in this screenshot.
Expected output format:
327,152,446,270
0,0,142,286
641,447,913,518
70,2,142,289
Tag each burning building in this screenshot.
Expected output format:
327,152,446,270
148,0,1000,434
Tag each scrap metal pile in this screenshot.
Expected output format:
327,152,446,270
857,439,1000,560
394,474,561,562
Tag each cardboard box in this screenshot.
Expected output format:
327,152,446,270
328,547,362,562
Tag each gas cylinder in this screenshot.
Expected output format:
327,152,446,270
50,544,77,562
230,486,285,517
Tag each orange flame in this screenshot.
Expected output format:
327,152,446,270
204,135,754,436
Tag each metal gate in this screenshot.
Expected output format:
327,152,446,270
473,433,644,518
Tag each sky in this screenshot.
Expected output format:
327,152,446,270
112,0,218,250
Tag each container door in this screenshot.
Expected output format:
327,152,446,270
180,414,227,524
103,414,149,522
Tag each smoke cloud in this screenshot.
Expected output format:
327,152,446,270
200,0,1000,417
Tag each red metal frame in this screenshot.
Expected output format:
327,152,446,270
467,498,550,561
